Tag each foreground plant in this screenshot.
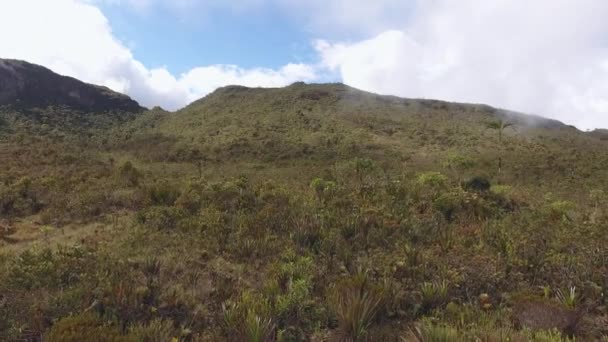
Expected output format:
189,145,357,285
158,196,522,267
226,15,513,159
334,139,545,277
329,271,385,341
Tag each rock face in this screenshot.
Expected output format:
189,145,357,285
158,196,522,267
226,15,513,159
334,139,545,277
0,59,143,113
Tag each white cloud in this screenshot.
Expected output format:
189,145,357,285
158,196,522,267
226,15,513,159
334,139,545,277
315,0,608,130
0,0,316,110
2,0,608,129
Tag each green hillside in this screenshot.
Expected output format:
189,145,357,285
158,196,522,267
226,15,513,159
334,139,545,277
1,71,608,340
116,83,608,198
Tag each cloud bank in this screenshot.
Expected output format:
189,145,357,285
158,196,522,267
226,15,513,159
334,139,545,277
1,0,608,129
314,0,608,130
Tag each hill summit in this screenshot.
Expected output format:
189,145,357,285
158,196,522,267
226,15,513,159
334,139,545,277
0,58,143,113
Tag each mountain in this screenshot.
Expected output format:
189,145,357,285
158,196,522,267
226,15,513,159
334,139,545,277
115,82,607,196
2,61,608,341
589,128,608,141
0,58,143,112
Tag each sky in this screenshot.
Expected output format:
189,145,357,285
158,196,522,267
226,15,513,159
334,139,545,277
1,0,608,130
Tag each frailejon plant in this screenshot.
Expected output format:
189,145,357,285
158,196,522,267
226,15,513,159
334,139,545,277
409,319,460,342
420,280,449,313
329,271,385,341
244,312,275,342
555,286,579,310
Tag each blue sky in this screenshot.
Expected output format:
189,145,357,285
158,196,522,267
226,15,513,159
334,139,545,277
1,0,608,129
98,3,318,74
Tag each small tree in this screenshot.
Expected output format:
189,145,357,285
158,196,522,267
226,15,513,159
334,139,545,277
485,119,515,174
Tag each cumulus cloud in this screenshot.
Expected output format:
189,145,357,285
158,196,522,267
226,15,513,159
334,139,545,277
2,0,608,128
0,0,317,110
315,0,608,130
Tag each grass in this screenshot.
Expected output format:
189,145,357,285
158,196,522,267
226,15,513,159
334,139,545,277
1,82,608,340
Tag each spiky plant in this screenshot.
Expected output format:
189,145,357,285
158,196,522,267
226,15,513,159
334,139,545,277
556,286,579,309
244,312,275,342
408,320,460,342
329,271,384,341
420,280,449,312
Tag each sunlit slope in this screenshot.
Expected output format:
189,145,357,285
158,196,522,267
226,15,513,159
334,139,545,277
116,82,608,197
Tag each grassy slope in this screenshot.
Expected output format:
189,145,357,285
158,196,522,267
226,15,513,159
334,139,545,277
118,82,608,199
1,83,608,340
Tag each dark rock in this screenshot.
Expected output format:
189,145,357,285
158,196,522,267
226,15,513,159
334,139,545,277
0,59,144,113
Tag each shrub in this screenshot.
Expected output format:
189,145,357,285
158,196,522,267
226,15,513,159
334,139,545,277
7,246,96,291
547,201,575,221
117,161,141,187
353,158,374,178
175,189,202,214
136,206,184,230
145,182,181,206
462,176,491,193
511,298,582,335
444,153,475,180
527,329,576,342
491,185,513,196
45,313,136,342
128,318,177,342
417,172,448,189
0,177,40,217
310,177,336,203
432,192,462,222
410,319,460,342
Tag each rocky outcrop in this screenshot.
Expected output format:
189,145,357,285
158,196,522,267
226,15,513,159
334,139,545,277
0,59,143,113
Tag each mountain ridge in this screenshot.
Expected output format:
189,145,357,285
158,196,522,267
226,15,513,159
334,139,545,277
0,58,144,113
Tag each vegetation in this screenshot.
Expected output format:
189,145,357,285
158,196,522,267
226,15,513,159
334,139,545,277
1,81,608,340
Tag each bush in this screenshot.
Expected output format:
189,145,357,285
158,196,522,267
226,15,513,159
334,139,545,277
310,177,337,203
511,297,582,335
128,318,178,342
145,182,181,206
45,313,136,342
117,161,141,187
417,172,448,189
7,246,97,291
136,206,184,230
0,177,40,217
411,320,461,342
432,192,462,222
547,200,575,221
462,176,491,193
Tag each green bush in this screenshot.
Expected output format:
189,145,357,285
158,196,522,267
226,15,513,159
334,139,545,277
128,318,178,342
417,172,448,188
145,182,181,206
432,192,462,222
45,313,136,342
411,320,461,342
136,206,184,230
310,177,337,203
117,161,141,187
0,177,40,217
